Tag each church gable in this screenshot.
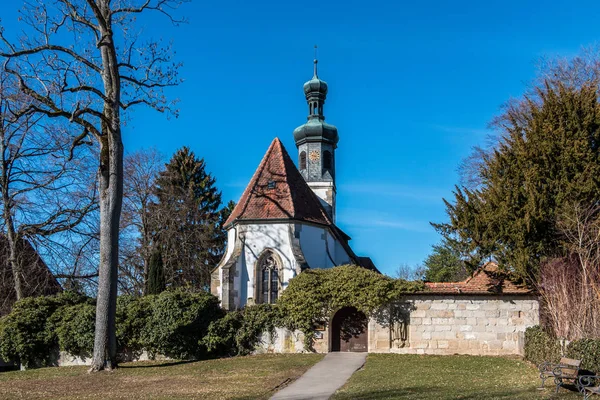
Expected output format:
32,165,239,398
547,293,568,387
225,138,332,227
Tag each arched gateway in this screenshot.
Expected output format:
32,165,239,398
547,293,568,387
330,306,368,352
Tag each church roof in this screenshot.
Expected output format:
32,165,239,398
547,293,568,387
424,262,532,295
225,138,333,227
0,235,61,316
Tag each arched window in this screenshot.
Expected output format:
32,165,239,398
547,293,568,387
299,151,307,170
313,102,318,115
323,150,332,170
256,251,281,304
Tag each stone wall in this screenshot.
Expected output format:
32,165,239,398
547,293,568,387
369,295,539,356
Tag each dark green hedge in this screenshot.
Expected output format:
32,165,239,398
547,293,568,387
0,292,89,368
525,325,600,373
0,290,224,368
524,325,561,367
567,339,600,373
203,304,280,356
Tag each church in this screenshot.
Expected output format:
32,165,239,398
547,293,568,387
211,59,540,356
211,58,376,310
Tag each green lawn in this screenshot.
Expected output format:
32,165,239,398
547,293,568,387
333,354,582,400
0,353,323,400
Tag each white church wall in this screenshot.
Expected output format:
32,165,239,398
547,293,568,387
240,223,297,307
298,224,330,269
298,224,352,268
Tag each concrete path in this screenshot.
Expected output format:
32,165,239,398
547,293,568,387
270,352,367,400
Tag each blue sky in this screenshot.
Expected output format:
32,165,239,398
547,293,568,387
2,1,599,276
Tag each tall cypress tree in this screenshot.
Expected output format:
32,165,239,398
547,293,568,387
146,250,165,295
149,147,229,289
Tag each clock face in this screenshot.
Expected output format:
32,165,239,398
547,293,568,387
309,150,320,162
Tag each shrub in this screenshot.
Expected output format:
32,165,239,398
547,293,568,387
567,339,600,373
204,304,280,356
0,292,89,368
235,304,279,354
204,311,243,356
50,302,96,357
524,325,561,367
116,295,153,355
139,289,223,359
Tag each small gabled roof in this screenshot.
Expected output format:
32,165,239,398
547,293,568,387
225,138,333,227
424,262,532,295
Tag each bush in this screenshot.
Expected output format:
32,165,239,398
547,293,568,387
204,304,280,356
0,292,89,368
524,325,561,367
50,301,96,357
567,339,600,373
116,294,153,355
139,289,224,359
204,311,243,356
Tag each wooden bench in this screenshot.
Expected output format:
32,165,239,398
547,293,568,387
579,376,600,400
538,357,582,393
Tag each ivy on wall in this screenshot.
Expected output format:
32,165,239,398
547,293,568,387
277,265,424,348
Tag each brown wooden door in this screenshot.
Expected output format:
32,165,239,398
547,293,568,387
331,307,368,352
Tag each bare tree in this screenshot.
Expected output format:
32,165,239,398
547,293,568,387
120,147,163,295
0,0,186,371
0,72,96,302
538,202,600,340
393,263,425,281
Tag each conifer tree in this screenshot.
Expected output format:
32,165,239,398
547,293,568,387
150,147,229,289
146,250,165,295
433,81,600,282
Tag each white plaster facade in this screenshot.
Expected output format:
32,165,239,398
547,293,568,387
213,221,353,309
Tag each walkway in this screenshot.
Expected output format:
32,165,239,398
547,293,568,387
270,352,367,400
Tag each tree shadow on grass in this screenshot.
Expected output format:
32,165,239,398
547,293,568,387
334,386,577,400
119,359,199,369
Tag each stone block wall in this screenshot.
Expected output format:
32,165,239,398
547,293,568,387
369,295,539,356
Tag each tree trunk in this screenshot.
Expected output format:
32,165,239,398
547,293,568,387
0,134,23,301
90,12,123,370
5,215,23,300
90,127,123,371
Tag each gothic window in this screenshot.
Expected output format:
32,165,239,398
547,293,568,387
257,251,281,304
300,151,307,170
323,150,332,170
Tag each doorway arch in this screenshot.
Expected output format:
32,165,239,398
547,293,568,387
330,306,368,352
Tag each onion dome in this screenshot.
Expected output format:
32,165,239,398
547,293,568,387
303,60,328,96
293,57,338,146
293,119,338,145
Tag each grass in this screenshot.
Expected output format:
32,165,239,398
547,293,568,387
333,354,583,400
0,353,323,400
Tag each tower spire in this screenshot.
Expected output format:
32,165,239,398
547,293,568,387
313,45,318,78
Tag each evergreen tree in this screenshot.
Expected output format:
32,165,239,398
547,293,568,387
146,250,166,295
422,240,474,282
149,147,229,289
434,81,600,282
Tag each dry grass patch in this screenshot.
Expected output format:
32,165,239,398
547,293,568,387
0,353,323,400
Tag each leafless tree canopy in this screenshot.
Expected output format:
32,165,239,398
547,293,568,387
0,71,96,304
0,0,187,371
538,202,600,340
119,147,163,295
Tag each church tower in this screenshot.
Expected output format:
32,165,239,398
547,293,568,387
293,56,339,221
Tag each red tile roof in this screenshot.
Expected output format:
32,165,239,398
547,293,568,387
424,262,532,295
225,138,333,227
